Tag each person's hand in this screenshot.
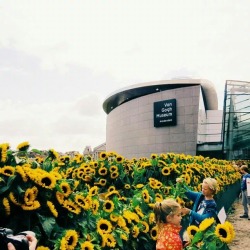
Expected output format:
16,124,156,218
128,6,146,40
7,242,15,250
27,234,37,250
7,234,37,250
176,178,184,183
181,207,191,216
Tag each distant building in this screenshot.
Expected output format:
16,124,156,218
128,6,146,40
102,79,250,160
83,143,106,160
222,80,250,160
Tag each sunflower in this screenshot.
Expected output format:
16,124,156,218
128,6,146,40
21,200,40,211
136,184,144,189
75,194,88,210
140,221,149,233
101,233,116,248
59,182,72,197
60,230,78,250
199,217,215,231
149,178,162,189
56,191,65,205
110,165,118,172
224,221,235,239
17,141,30,151
36,247,50,250
80,241,94,250
62,200,81,215
163,186,172,195
184,174,192,185
117,216,127,228
135,206,144,218
9,192,21,206
91,199,100,215
150,226,158,240
187,225,199,240
99,152,108,160
123,210,134,224
37,173,57,190
99,179,107,186
155,193,163,202
108,186,116,192
161,167,171,176
175,197,185,207
150,153,158,159
16,166,28,182
88,186,98,196
47,201,58,217
215,223,234,243
3,198,10,216
121,234,128,241
110,213,119,222
141,189,150,203
132,225,140,238
24,188,37,205
116,155,124,163
110,171,119,179
98,167,108,176
124,184,131,189
48,149,59,160
0,143,9,162
97,218,113,234
148,212,155,224
103,200,115,213
1,166,15,176
90,161,98,168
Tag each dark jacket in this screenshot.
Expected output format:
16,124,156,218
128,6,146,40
241,173,250,191
185,188,217,226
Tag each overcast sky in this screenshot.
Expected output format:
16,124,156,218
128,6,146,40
1,0,250,153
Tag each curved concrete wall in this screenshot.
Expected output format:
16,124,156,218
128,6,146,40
106,85,201,159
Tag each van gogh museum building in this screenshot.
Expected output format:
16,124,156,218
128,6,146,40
103,79,250,160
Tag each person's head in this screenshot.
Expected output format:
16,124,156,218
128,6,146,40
202,178,217,197
153,198,182,226
239,165,248,174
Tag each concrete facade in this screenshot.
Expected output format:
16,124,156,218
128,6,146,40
103,79,221,159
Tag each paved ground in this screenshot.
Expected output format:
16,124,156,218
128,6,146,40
227,199,250,250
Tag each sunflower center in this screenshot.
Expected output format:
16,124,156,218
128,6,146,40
42,177,52,186
100,224,108,231
219,228,227,238
152,229,157,237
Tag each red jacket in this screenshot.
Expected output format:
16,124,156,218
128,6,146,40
156,223,183,250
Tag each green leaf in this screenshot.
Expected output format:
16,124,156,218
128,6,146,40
192,231,203,244
31,149,43,154
37,214,56,237
0,175,15,194
208,241,217,250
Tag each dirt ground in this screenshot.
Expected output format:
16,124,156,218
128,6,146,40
227,198,250,250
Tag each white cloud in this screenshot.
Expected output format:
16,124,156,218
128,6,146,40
0,94,106,152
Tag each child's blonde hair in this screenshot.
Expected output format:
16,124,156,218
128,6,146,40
153,198,181,224
203,177,217,194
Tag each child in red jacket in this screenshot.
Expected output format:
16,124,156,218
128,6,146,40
153,198,183,250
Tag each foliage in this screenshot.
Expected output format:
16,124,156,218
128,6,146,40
0,142,240,249
185,218,235,250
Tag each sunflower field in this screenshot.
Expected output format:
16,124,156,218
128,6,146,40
0,142,241,250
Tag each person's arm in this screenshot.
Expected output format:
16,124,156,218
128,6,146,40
184,189,200,203
189,209,217,223
176,178,200,202
182,202,217,223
